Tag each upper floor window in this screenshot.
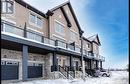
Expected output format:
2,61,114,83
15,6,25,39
29,12,43,28
29,13,35,23
1,0,14,14
55,21,65,35
37,17,43,27
88,43,91,48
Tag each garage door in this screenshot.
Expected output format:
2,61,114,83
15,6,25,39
1,60,19,80
28,63,43,78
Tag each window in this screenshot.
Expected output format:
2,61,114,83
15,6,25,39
37,17,42,27
88,43,90,48
1,0,14,14
55,21,64,35
29,12,43,28
27,32,42,42
29,13,35,23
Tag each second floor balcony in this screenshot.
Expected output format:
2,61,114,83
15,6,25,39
1,21,105,61
1,21,81,54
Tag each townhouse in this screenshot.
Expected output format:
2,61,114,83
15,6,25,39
1,0,105,81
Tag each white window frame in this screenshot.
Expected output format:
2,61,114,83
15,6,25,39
54,19,65,36
29,11,43,29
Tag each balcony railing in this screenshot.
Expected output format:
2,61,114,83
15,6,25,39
1,21,80,53
57,40,67,49
1,21,105,61
99,55,105,61
75,46,81,53
82,50,105,61
1,21,56,47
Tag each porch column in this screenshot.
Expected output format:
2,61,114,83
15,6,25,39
96,60,99,69
90,60,92,69
70,55,73,70
53,52,57,71
22,45,28,81
100,61,102,69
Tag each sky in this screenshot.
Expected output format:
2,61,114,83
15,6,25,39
23,0,129,69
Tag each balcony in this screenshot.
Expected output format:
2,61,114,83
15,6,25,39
1,21,105,61
1,21,56,47
99,55,105,61
93,53,105,61
1,21,81,54
83,50,93,59
83,50,105,61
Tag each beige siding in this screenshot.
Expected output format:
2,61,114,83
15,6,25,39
49,8,68,42
92,42,99,55
49,4,81,48
83,39,92,51
63,5,81,46
1,0,48,37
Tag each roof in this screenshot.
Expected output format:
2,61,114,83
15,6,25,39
87,34,101,46
47,1,84,37
15,0,84,37
15,0,47,18
83,36,92,43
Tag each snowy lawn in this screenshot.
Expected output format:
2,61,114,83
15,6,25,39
9,71,129,84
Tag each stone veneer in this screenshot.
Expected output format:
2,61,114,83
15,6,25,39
1,49,53,80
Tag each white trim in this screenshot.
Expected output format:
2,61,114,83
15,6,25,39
70,28,78,35
1,58,20,62
1,58,44,63
54,19,65,27
54,20,65,36
1,16,16,24
52,34,66,41
27,27,44,35
28,61,44,63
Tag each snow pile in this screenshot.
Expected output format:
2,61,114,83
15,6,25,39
9,71,129,84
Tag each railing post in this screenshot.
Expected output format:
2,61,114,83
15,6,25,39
100,61,102,69
90,60,92,69
55,40,58,46
1,22,3,31
67,70,69,79
42,36,44,43
74,42,75,51
73,70,75,78
66,43,68,49
24,22,27,38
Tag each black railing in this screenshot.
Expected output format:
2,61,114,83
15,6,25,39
1,21,81,53
1,21,105,60
59,65,68,79
51,65,75,78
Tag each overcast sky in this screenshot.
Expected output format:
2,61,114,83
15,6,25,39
23,0,128,69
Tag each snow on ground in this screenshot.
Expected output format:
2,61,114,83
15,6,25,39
9,71,129,84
